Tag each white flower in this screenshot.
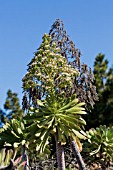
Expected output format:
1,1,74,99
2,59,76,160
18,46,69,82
45,45,49,48
45,50,50,52
65,77,71,81
38,54,42,57
49,52,54,56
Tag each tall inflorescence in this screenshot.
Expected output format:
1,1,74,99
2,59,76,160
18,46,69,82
22,19,98,110
22,34,79,110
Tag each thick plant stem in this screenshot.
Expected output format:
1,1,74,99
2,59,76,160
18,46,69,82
55,134,65,170
22,145,29,170
71,140,86,170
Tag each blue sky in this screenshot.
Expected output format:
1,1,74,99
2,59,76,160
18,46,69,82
0,0,113,108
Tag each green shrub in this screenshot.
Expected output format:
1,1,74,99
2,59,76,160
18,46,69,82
0,148,26,170
83,125,113,167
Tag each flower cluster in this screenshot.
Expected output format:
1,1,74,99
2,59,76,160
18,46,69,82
22,34,79,103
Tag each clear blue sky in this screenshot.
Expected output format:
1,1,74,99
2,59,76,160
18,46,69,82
0,0,113,108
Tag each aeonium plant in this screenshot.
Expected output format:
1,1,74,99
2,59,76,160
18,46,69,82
83,125,113,167
22,34,87,170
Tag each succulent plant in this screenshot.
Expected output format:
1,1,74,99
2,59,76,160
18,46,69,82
0,119,30,169
0,118,28,149
0,148,26,170
83,125,113,166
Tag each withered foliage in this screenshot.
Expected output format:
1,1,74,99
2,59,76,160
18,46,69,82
22,19,98,110
49,19,98,107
